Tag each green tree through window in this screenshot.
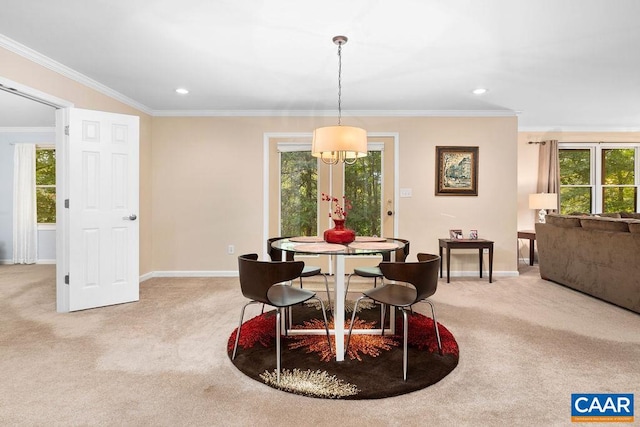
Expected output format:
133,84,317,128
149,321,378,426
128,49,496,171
602,148,636,212
35,147,56,223
280,151,317,236
559,145,638,214
559,149,592,214
345,151,382,236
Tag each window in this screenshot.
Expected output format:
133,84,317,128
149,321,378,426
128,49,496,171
277,141,385,237
280,149,317,236
601,148,636,212
35,146,56,224
345,150,382,236
559,144,638,214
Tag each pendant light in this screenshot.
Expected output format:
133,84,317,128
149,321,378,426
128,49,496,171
311,36,368,165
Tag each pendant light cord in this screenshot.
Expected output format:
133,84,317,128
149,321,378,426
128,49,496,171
337,42,342,126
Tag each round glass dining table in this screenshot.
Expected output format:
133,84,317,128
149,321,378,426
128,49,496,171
271,237,406,361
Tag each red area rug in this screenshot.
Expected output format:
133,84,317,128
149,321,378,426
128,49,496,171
227,303,459,399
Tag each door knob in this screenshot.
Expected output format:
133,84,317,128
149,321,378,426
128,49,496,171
122,214,137,221
387,210,393,216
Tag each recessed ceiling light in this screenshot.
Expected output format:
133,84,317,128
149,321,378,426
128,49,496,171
472,88,488,95
175,88,189,95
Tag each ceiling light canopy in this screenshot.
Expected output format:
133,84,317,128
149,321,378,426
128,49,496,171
312,36,367,165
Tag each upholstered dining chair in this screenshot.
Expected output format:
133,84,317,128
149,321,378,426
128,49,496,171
345,252,442,381
344,238,410,295
232,254,332,383
267,237,332,309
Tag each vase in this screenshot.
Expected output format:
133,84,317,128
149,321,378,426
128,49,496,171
324,218,356,244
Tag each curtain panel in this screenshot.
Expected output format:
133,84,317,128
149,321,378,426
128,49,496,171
537,139,560,213
12,144,38,264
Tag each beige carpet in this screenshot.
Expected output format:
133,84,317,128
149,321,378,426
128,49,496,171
1,264,638,426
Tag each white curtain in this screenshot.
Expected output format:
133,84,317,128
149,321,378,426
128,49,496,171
13,144,38,264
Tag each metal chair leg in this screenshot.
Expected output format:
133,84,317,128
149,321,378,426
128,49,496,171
321,273,332,311
345,295,367,355
424,299,442,354
232,301,261,360
345,274,353,297
313,296,333,354
402,308,409,381
276,308,282,383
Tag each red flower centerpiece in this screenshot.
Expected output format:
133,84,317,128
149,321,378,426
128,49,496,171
322,193,356,244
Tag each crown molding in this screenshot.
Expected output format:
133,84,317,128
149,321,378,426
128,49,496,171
0,34,153,115
518,126,640,133
151,109,518,118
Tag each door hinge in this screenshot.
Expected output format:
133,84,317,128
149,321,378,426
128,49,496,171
64,199,69,208
64,274,69,285
64,125,69,136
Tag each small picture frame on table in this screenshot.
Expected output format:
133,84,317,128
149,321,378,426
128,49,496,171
449,229,463,240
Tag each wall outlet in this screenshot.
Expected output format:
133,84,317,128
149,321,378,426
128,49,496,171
483,248,489,253
228,245,235,254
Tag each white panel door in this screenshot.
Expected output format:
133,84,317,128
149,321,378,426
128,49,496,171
68,108,139,311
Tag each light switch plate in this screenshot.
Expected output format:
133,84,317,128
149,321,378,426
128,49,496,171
400,188,412,198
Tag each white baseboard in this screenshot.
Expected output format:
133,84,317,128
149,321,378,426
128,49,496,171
0,259,56,265
444,270,520,278
138,270,519,281
146,270,239,279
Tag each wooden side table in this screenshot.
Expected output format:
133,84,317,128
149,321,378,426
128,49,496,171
438,238,494,283
517,230,536,266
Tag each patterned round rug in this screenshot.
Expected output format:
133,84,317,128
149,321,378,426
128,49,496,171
227,302,459,399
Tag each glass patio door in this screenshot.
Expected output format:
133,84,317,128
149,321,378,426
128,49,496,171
267,134,395,274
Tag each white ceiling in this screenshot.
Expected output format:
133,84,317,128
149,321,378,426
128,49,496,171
1,0,639,130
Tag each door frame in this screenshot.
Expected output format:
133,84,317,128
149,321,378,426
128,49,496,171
262,131,400,261
0,76,74,312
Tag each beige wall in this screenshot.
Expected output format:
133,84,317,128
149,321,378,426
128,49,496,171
2,44,520,277
0,46,153,273
152,115,519,275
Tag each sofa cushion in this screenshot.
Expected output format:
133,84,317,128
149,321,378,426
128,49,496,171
628,222,640,233
580,217,630,232
545,214,582,227
595,212,622,218
620,212,640,219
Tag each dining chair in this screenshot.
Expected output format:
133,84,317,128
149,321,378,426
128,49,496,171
267,237,332,309
344,238,410,295
345,252,442,381
232,254,332,383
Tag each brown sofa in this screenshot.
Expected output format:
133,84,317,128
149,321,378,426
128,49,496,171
536,213,640,314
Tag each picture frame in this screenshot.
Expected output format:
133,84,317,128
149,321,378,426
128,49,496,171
435,146,479,196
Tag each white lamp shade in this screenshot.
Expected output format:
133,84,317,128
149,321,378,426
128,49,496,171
529,193,558,210
311,125,368,159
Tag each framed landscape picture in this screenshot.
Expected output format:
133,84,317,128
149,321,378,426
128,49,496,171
435,146,479,196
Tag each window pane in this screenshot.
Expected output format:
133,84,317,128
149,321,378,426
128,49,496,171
602,148,634,185
280,151,317,236
603,187,636,213
345,151,382,236
36,187,56,223
560,187,592,214
559,149,590,185
35,149,56,185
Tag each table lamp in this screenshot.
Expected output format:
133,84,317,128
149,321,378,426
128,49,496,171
529,193,558,223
